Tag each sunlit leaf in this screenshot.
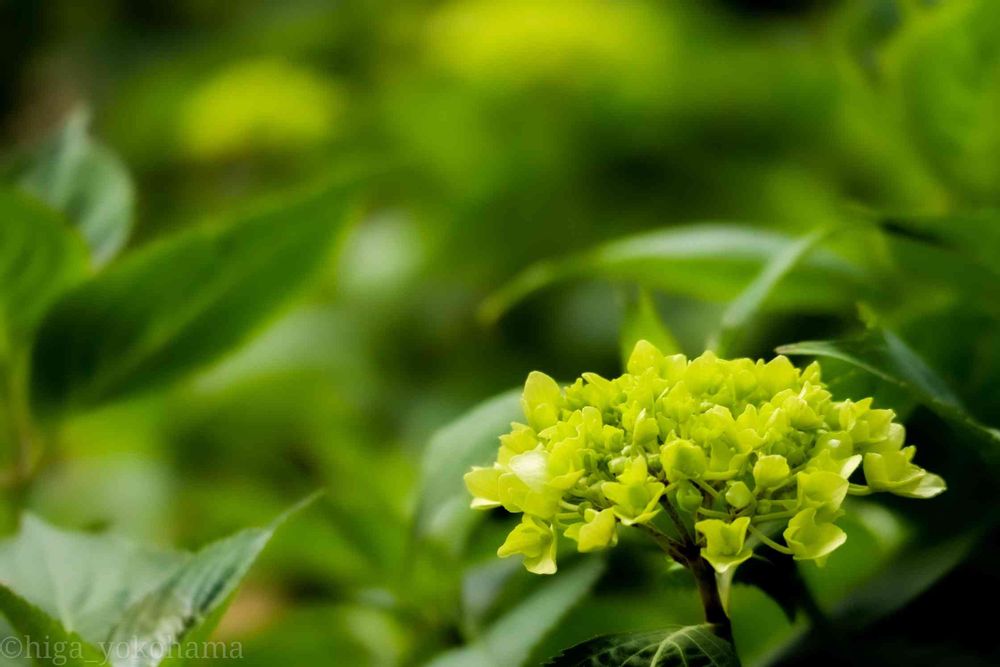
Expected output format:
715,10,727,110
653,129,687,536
0,586,105,667
430,558,604,667
19,109,135,266
545,624,738,667
30,177,358,415
481,225,865,323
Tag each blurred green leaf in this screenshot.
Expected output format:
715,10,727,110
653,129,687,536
30,179,356,415
619,289,681,364
481,225,865,324
19,109,135,266
0,586,105,666
711,228,829,357
886,0,1000,201
545,624,738,667
0,502,308,666
415,388,521,550
777,327,1000,463
0,189,87,348
429,558,604,667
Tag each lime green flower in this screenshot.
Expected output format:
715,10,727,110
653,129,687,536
601,457,665,525
464,466,503,509
659,439,707,482
498,516,558,574
565,508,619,552
753,454,791,489
468,341,944,574
695,517,753,574
725,482,754,510
783,508,847,565
863,448,946,498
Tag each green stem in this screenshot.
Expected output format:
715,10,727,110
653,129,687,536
748,525,793,555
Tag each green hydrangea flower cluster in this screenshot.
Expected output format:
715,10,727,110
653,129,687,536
465,341,945,574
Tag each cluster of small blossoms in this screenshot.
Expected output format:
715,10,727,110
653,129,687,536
465,341,945,575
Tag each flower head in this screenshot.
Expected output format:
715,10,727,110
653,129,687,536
466,341,944,574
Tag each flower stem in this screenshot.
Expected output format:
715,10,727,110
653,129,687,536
688,553,734,643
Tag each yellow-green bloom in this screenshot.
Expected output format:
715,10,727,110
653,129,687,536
464,466,503,509
467,341,944,574
565,508,618,552
783,508,847,565
695,517,753,573
498,516,558,574
601,457,665,525
659,439,707,482
863,448,946,498
753,454,791,489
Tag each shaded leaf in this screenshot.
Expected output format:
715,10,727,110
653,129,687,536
415,388,521,550
481,224,865,323
19,109,135,266
710,228,829,356
777,327,1000,463
546,624,738,667
30,178,358,415
429,558,605,667
619,288,681,365
0,189,87,346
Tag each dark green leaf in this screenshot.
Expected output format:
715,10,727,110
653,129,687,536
429,558,605,667
19,109,135,266
30,179,356,415
415,388,522,550
0,189,87,346
619,288,681,365
546,624,738,667
481,224,864,323
777,327,1000,464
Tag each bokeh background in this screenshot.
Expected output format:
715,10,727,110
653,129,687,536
2,0,999,665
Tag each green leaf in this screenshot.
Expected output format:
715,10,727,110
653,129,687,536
429,558,605,667
0,500,311,666
0,586,105,666
30,178,357,415
19,109,135,266
710,228,829,356
480,224,864,323
0,514,180,642
885,0,1000,200
0,189,87,348
545,624,739,667
777,327,1000,464
415,388,522,550
619,289,681,365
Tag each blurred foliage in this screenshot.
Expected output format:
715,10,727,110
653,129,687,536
0,0,998,665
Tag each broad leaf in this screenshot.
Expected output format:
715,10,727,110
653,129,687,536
0,502,307,666
429,558,604,667
415,388,521,550
0,586,105,666
546,624,738,667
777,327,1000,463
480,224,864,323
0,189,87,346
619,288,681,364
30,178,357,415
19,109,135,266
